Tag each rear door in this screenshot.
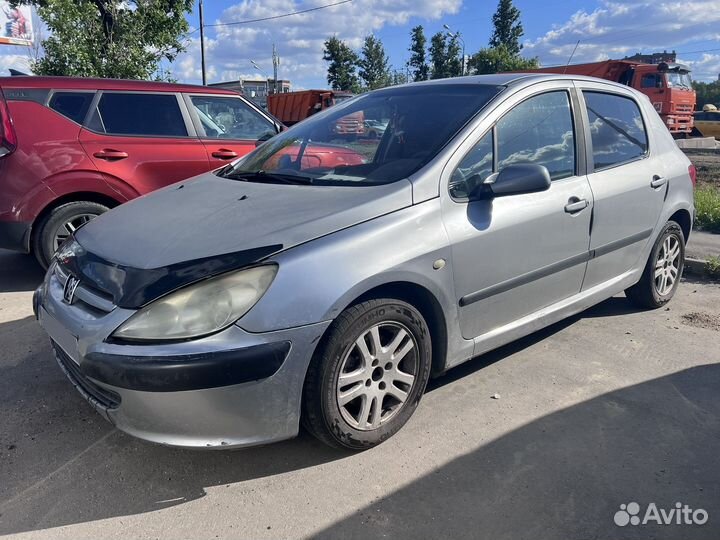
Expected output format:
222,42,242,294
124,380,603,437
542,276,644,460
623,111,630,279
184,94,278,167
79,91,210,196
576,83,667,289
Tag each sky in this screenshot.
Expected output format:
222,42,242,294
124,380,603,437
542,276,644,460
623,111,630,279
1,0,720,88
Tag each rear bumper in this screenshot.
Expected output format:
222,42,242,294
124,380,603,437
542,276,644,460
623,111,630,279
0,220,30,252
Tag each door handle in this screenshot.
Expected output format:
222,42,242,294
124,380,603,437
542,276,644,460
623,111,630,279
564,197,589,214
211,149,238,160
93,149,128,160
650,175,668,189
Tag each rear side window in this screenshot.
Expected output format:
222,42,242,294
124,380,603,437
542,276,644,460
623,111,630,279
89,93,187,137
49,92,94,124
584,92,648,170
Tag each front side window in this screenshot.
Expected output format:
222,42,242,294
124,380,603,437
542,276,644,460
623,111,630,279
584,91,648,170
222,84,502,186
49,92,94,124
496,91,575,180
450,131,493,199
191,96,275,140
641,74,662,89
89,93,187,137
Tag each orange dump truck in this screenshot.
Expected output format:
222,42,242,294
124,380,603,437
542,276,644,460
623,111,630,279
524,60,696,136
267,90,364,135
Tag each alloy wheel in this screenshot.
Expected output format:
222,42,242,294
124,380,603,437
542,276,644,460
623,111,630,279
654,233,681,296
53,213,98,251
336,322,418,431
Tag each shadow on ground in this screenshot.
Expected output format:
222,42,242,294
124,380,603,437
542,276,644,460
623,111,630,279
0,296,718,539
313,362,720,540
0,249,45,293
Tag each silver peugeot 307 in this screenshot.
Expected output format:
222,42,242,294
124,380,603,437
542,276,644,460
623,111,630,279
34,74,694,450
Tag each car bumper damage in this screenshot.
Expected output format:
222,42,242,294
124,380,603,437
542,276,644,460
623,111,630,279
35,253,330,449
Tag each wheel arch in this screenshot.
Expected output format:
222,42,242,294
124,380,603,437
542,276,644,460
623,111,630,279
30,191,122,251
668,208,692,243
319,281,449,378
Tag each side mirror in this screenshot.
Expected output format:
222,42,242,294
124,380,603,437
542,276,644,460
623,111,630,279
486,164,551,198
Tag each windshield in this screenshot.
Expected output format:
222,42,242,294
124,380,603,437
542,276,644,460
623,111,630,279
220,84,503,186
666,71,693,90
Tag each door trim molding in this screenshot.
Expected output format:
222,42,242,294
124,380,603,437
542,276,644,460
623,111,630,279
459,228,653,307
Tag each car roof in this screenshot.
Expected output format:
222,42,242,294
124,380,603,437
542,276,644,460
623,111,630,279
406,72,632,89
0,75,240,95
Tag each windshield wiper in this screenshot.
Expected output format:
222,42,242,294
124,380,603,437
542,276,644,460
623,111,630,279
222,170,314,185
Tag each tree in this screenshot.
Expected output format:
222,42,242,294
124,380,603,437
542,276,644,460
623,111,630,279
429,31,462,79
358,35,391,90
323,36,360,92
694,80,720,110
467,45,538,75
489,0,524,56
17,0,193,80
407,25,428,82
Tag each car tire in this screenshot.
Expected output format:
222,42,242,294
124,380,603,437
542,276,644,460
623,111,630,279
302,299,432,450
625,220,685,309
33,201,109,269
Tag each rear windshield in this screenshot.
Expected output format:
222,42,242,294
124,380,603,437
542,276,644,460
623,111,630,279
221,84,503,186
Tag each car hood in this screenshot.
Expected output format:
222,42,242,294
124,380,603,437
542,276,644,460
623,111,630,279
76,173,413,270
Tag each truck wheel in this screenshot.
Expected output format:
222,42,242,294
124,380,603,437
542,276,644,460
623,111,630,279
33,201,109,268
302,299,432,450
625,221,684,309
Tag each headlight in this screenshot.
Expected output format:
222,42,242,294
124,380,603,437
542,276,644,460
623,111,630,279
112,265,277,341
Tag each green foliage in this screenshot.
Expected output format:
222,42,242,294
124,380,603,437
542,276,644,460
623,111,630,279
407,25,428,82
693,80,720,110
706,255,720,278
18,0,193,80
358,35,391,90
429,31,462,80
489,0,524,55
467,44,539,75
694,184,720,233
323,36,360,92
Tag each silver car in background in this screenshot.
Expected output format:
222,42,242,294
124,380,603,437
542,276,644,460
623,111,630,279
34,74,695,450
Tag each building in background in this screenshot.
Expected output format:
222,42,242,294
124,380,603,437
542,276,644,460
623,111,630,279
623,50,677,64
209,78,291,108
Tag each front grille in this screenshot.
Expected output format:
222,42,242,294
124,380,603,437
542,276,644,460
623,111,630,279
54,265,116,314
53,342,121,410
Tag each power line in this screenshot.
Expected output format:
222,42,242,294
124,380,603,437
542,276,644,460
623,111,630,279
204,0,353,28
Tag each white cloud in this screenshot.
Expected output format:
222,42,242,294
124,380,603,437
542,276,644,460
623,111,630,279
524,0,720,81
175,0,462,88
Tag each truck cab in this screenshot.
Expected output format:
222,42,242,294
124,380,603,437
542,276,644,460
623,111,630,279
630,63,695,134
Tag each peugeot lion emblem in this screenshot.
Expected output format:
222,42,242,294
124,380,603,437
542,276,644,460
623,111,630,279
63,275,80,304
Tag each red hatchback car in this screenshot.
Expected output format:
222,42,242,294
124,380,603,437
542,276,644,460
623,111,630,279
0,76,281,266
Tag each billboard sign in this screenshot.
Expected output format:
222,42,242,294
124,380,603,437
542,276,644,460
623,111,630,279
0,3,32,46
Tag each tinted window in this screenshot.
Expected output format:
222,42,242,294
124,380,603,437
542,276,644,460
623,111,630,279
190,96,274,140
90,93,187,137
497,91,575,180
49,92,94,124
450,131,493,199
641,74,662,89
584,92,648,170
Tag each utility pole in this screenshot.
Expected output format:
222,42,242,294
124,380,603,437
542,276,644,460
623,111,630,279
199,0,207,85
272,44,279,94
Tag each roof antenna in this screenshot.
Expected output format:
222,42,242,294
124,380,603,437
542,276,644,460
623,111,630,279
564,40,580,73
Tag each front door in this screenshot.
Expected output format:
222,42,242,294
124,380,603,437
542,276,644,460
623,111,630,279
79,91,210,196
442,88,593,340
577,87,667,290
